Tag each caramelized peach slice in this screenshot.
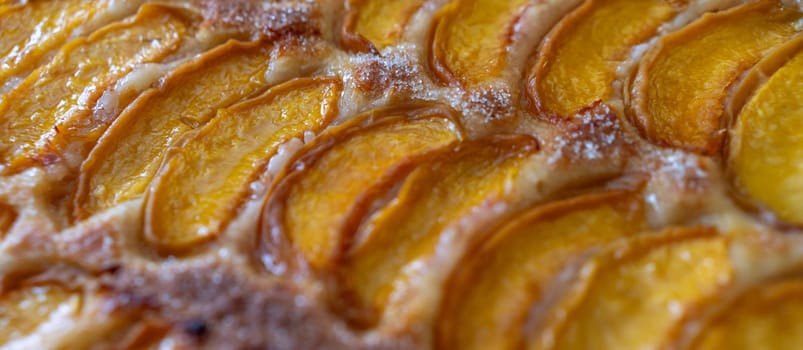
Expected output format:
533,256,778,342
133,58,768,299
0,4,202,171
0,0,142,93
0,1,87,71
75,40,275,219
0,0,90,88
726,36,803,120
692,279,803,350
0,284,80,344
529,0,678,117
630,1,803,155
730,49,803,226
267,106,463,268
436,191,646,350
0,283,137,348
339,136,538,323
544,227,732,350
430,0,530,86
343,0,425,52
144,78,342,251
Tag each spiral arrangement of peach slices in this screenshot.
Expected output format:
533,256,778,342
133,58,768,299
2,0,803,348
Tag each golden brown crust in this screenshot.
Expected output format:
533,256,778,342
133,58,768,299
192,0,321,40
101,261,360,350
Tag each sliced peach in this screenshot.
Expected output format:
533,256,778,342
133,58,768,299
0,282,139,348
529,0,679,117
0,0,89,78
430,0,530,86
0,0,90,86
144,77,342,251
266,105,463,268
630,1,803,155
74,40,275,219
544,227,732,350
729,49,803,226
0,4,202,171
343,0,425,52
692,279,803,350
339,136,538,324
0,0,142,93
0,284,80,343
436,191,646,350
726,36,803,120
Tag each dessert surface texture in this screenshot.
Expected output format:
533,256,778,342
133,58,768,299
1,0,803,349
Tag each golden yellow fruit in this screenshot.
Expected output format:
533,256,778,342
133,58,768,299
144,77,342,252
0,284,80,343
265,105,463,268
343,0,424,52
430,0,530,86
0,4,201,172
74,40,274,219
692,279,803,350
338,136,538,325
630,0,803,155
0,0,140,92
436,191,646,350
730,48,803,226
545,227,731,350
529,0,678,117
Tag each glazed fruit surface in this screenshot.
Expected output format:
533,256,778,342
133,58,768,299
1,0,803,349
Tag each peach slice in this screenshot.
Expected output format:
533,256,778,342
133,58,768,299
338,135,538,324
430,0,530,86
264,105,463,269
544,227,732,350
0,0,91,89
725,36,803,121
343,0,425,52
144,77,342,251
528,0,679,117
0,282,138,348
0,284,80,344
0,0,142,93
0,4,202,171
692,279,803,350
75,40,275,220
436,191,646,350
729,49,803,226
630,0,803,155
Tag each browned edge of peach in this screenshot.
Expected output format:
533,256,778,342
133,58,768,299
256,102,466,278
434,190,642,349
72,39,272,223
140,76,342,257
626,1,776,156
525,0,597,121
